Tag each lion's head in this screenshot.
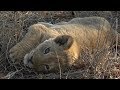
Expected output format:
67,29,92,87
23,35,80,73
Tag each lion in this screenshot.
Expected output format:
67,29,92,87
9,17,120,72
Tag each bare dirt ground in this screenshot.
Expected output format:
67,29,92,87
0,11,120,79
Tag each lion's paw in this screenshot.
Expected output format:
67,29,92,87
9,44,24,63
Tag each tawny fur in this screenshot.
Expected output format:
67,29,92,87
9,17,120,72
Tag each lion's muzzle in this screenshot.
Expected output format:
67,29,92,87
24,53,34,68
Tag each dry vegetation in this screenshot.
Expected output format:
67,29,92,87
0,11,120,79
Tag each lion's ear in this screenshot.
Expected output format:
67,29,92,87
54,35,74,50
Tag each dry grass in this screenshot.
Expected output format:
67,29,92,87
0,11,120,79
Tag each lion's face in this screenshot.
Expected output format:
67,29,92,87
24,35,74,72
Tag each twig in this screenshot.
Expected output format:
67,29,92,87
115,17,118,60
1,69,22,79
53,43,62,79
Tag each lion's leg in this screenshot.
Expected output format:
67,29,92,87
9,24,53,63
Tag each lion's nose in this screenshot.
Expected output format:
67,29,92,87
24,54,34,67
28,56,33,64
